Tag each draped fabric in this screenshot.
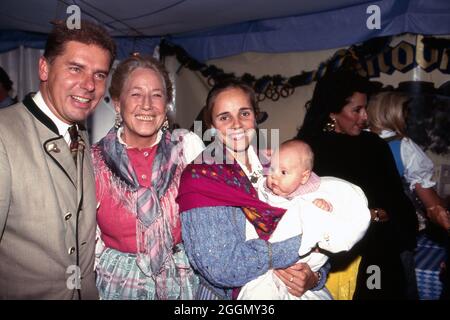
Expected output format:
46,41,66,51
177,142,286,241
0,46,41,101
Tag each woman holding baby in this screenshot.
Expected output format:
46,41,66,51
176,79,329,299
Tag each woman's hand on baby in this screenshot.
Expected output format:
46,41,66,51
312,198,333,212
274,262,316,297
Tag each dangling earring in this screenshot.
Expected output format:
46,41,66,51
323,117,336,132
114,112,122,129
161,117,169,131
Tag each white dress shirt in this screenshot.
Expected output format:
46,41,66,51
33,91,73,145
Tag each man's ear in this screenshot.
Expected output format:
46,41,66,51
300,169,312,184
38,57,49,82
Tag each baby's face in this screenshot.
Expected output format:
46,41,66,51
266,148,309,197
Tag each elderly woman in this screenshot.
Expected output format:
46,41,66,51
177,79,329,300
296,69,418,299
92,55,204,300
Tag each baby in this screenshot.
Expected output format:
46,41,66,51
238,140,371,300
266,139,332,211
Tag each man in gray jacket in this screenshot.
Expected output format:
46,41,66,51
0,20,116,299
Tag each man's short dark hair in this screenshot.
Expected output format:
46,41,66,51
43,20,116,68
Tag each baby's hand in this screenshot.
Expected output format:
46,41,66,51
312,198,333,212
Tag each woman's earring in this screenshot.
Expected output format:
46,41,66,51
323,117,336,132
114,112,122,129
161,118,169,131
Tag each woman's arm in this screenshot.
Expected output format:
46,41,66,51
181,206,301,288
401,139,449,230
415,183,450,230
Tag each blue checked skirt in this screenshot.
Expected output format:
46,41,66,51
96,246,199,300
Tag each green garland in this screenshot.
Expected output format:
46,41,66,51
159,39,356,102
160,37,450,154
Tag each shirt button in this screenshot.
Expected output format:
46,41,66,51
64,212,72,221
143,151,149,157
141,174,147,180
68,247,76,255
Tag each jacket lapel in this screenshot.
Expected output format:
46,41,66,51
76,131,91,208
44,138,77,186
23,93,78,186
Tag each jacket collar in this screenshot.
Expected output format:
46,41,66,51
23,93,59,136
22,93,87,136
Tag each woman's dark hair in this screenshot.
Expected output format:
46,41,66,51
296,69,380,138
203,78,259,128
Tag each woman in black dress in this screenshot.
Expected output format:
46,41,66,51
296,69,418,299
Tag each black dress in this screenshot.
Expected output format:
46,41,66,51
302,131,417,299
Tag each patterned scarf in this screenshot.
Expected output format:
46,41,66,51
97,126,182,298
177,142,286,240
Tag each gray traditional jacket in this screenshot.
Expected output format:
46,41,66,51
0,94,98,299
